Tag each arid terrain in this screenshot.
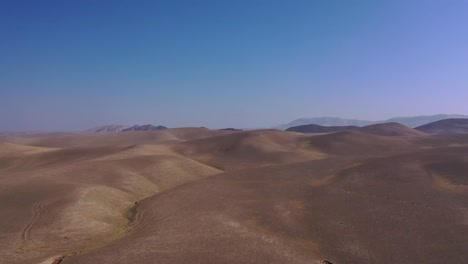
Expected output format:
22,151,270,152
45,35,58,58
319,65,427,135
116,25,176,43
1,124,468,264
415,118,468,134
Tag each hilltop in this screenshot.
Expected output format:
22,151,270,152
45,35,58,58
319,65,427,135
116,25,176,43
354,122,427,137
415,118,468,134
286,124,358,133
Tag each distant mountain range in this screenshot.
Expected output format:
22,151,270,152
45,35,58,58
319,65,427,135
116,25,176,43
286,122,426,136
286,124,358,133
219,128,243,131
85,125,129,133
415,118,468,134
86,124,167,133
122,125,167,132
277,114,468,130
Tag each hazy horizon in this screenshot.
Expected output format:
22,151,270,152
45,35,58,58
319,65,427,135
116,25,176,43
1,113,467,133
2,1,468,131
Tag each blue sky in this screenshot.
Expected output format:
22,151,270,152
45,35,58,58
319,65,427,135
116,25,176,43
1,0,467,131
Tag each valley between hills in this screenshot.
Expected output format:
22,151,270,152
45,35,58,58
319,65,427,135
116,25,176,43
1,123,468,263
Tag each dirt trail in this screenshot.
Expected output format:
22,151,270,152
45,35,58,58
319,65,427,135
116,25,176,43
20,202,47,244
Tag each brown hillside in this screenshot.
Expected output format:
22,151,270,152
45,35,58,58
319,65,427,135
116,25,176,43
172,129,325,169
5,128,233,148
354,122,427,136
1,127,468,264
415,118,468,134
306,130,417,156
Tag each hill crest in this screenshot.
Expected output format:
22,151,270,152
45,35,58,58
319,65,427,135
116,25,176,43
286,124,358,133
415,118,468,134
354,122,427,136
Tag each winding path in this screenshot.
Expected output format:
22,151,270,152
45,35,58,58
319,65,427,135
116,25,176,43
20,202,47,244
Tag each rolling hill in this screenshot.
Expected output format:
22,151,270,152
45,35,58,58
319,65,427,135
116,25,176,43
1,127,468,264
353,122,427,137
277,117,372,130
415,118,468,134
286,124,358,133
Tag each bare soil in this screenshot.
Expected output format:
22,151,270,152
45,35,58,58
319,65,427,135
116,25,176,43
1,126,467,263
